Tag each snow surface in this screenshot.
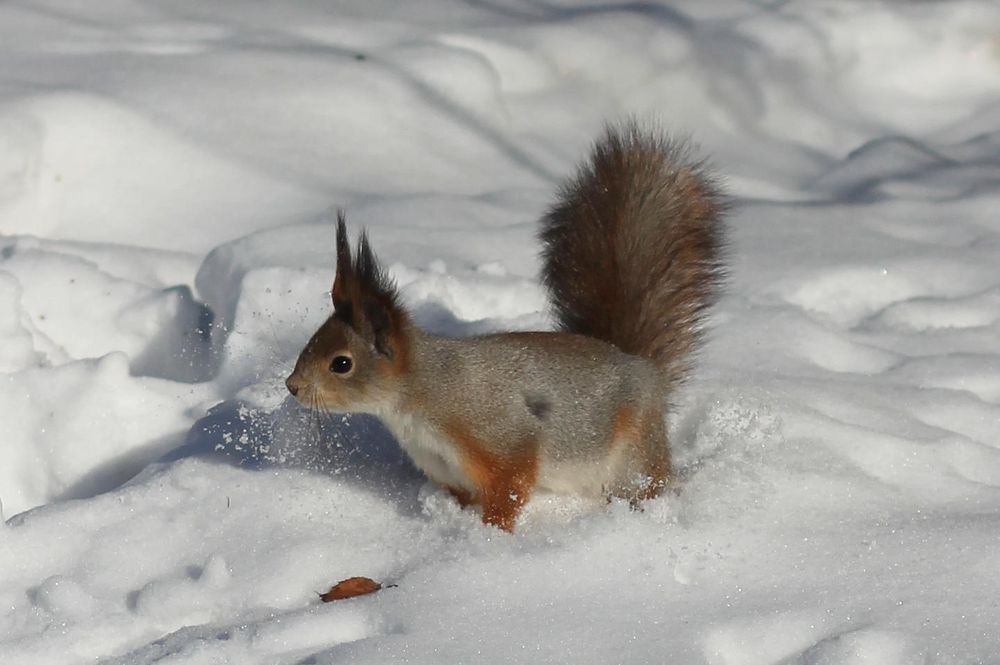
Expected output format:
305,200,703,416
2,1,1000,663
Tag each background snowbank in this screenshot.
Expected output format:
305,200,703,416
2,1,999,663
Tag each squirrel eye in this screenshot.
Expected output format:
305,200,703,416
330,355,353,375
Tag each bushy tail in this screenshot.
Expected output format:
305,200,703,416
539,121,726,389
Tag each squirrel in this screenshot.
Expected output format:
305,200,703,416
285,121,726,532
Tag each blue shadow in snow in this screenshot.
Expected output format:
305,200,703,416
167,398,425,514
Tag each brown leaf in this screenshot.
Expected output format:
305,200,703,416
319,576,382,602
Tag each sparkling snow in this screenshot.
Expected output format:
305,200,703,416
2,1,1000,663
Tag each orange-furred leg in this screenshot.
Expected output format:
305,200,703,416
636,407,671,501
477,456,538,532
444,419,538,532
607,404,671,508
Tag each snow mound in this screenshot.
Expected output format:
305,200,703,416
3,1,1000,663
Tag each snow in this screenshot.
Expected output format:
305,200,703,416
2,1,1000,663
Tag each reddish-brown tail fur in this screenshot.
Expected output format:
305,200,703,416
539,121,726,390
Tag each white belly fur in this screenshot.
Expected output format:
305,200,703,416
376,408,472,490
536,443,632,499
375,408,636,499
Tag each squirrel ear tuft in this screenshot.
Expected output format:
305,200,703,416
332,211,355,322
355,231,377,283
354,231,397,307
329,216,407,355
354,230,406,358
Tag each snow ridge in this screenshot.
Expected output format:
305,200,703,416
2,1,1000,663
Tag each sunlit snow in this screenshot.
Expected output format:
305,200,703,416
2,2,1000,663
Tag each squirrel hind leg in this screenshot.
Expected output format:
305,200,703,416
606,406,671,508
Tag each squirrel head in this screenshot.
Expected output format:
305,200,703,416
286,212,410,413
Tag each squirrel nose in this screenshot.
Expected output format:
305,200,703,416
285,376,300,397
